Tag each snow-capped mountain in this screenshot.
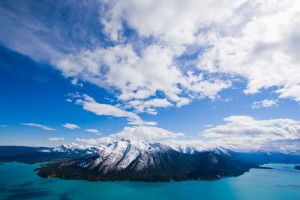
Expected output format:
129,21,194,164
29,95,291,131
48,140,299,158
52,143,106,155
170,144,199,154
206,147,231,156
37,139,265,181
171,144,231,156
35,139,300,181
76,139,174,173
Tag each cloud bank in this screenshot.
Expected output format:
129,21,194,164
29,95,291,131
200,115,300,152
76,115,300,153
76,126,185,145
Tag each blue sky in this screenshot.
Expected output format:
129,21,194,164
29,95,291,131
0,0,300,151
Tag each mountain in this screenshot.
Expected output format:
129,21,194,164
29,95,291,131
170,144,300,164
170,144,199,154
53,143,105,155
0,144,103,164
36,140,258,181
2,141,300,181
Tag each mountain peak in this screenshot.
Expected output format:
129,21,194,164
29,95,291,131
73,139,176,174
53,143,102,154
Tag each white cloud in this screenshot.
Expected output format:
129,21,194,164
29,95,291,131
100,0,245,44
62,123,80,130
55,44,184,102
144,98,172,108
198,0,300,102
2,0,300,114
0,125,7,128
202,115,300,139
73,94,156,126
76,126,185,145
180,72,232,100
252,99,277,109
85,129,101,135
21,123,56,131
125,98,172,115
48,137,65,142
75,115,300,153
56,44,230,114
0,0,238,115
175,97,191,108
163,116,300,153
85,128,99,133
199,115,300,151
54,0,300,105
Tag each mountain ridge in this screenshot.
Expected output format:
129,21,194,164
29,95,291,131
36,140,265,181
1,139,300,182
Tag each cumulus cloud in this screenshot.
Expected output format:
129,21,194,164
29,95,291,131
198,0,300,102
48,137,65,142
99,0,300,105
74,115,300,153
125,98,172,115
2,0,300,115
0,1,234,114
199,115,300,151
164,116,300,153
100,0,245,44
56,44,230,114
76,126,185,145
202,116,300,139
252,99,277,109
21,123,56,131
62,123,80,130
72,93,156,126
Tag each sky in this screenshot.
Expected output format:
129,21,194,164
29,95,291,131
0,0,300,152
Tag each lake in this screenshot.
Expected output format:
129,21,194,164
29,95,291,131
0,162,299,200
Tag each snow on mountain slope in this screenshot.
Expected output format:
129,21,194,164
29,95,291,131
75,139,174,174
170,144,198,154
36,139,300,181
50,138,300,169
168,143,231,156
52,143,106,154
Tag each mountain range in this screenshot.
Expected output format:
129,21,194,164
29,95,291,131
1,140,300,181
37,140,300,181
0,143,106,164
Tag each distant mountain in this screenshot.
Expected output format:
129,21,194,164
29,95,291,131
53,143,105,155
169,144,300,164
36,140,259,181
0,144,102,164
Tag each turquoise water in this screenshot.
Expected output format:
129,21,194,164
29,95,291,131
0,162,299,200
